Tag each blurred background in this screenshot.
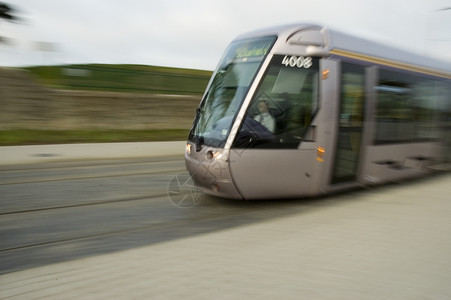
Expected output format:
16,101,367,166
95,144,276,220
0,0,450,145
1,3,451,295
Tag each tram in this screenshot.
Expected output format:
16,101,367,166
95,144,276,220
185,23,451,199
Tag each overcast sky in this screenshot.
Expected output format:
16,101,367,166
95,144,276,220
1,0,451,70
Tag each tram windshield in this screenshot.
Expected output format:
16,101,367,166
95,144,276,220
189,36,276,149
234,55,320,149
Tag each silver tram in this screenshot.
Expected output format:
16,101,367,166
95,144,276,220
185,23,451,199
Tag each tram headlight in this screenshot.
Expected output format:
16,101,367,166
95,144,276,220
206,150,223,160
186,143,192,155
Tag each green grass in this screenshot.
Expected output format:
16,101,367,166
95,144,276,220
3,64,207,145
0,129,190,146
24,64,213,95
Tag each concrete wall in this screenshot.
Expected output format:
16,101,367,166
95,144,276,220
0,68,201,130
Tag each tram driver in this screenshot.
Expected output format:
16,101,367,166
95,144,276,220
254,100,275,132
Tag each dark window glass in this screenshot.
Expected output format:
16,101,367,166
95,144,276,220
332,62,365,183
375,69,444,144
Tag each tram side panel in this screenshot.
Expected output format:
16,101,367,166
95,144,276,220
228,148,318,199
361,143,443,184
314,58,342,193
358,67,449,184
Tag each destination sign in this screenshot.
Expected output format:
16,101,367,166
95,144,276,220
234,37,275,59
236,45,271,58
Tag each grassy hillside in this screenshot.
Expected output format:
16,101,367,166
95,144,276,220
1,65,210,145
25,64,213,95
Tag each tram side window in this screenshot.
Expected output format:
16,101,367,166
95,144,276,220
375,69,443,144
233,55,319,149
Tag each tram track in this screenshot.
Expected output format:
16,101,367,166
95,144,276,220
0,157,194,262
0,157,186,185
0,200,256,274
0,190,275,255
0,156,270,274
0,169,185,185
0,193,168,216
0,164,186,214
0,212,190,254
0,156,185,171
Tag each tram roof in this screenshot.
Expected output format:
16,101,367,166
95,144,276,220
235,23,451,77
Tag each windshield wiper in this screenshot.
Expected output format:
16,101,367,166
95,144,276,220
193,108,204,152
195,135,204,152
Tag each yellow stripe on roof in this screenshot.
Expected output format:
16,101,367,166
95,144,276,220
330,49,451,79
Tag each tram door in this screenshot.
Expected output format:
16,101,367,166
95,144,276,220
331,62,365,183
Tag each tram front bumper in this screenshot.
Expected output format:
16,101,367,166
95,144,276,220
185,143,242,199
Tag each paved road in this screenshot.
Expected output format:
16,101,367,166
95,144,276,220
0,156,240,273
0,141,186,165
1,154,451,299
